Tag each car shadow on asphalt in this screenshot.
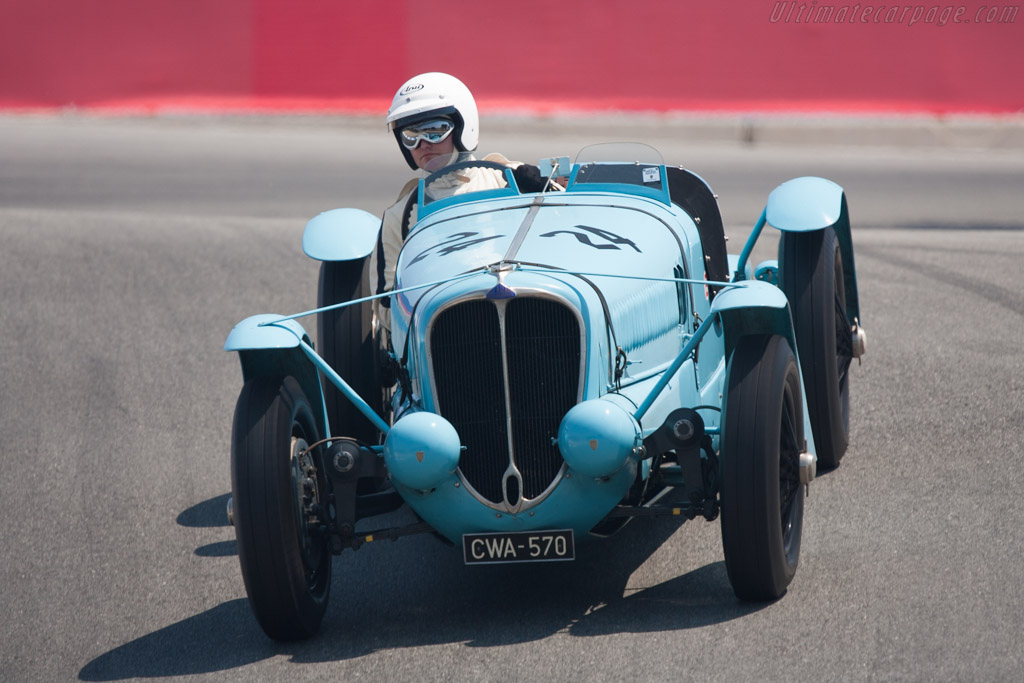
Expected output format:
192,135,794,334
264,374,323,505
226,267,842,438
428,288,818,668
177,493,239,557
79,494,767,680
78,599,273,680
176,492,232,528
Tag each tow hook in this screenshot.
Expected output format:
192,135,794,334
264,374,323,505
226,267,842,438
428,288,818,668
226,495,234,526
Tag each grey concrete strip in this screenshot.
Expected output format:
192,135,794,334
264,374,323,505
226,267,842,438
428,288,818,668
3,110,1023,150
488,112,1024,150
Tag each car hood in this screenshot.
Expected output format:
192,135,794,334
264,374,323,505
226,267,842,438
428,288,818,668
395,196,688,308
392,195,692,385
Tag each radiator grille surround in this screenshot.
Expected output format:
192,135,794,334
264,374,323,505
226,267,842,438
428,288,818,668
428,295,584,511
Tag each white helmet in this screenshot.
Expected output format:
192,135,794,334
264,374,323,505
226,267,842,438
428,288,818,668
386,72,479,170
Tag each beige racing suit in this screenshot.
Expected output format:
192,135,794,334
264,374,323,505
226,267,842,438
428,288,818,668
369,153,526,335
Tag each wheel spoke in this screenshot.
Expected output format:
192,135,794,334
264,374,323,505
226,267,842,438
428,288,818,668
834,293,853,387
778,399,801,527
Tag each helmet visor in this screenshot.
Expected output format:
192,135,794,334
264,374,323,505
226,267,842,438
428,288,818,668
399,118,455,149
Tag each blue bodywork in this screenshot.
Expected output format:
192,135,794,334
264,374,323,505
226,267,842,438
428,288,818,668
302,208,380,262
226,146,861,547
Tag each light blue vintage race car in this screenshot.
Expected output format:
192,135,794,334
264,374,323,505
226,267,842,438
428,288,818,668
225,143,866,640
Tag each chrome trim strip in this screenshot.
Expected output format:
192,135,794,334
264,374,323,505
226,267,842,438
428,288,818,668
502,196,545,262
502,463,524,513
496,298,518,502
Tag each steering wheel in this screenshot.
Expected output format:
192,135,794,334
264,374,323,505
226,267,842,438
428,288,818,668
422,160,516,189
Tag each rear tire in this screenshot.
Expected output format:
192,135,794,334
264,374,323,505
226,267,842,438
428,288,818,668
721,335,805,601
317,259,383,444
779,227,851,470
231,375,331,640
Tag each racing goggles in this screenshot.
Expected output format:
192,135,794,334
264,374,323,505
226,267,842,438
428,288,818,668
399,118,455,149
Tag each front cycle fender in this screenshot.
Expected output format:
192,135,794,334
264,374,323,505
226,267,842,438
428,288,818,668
302,208,381,263
225,314,328,439
765,177,861,324
712,281,795,360
712,281,817,458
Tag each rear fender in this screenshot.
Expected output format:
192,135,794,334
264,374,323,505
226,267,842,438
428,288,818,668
712,281,817,456
765,176,861,324
224,314,329,438
302,208,381,262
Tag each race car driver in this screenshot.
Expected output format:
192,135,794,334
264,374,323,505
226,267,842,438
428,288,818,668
370,72,546,334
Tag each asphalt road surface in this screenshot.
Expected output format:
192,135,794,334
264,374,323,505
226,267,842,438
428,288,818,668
2,114,1023,682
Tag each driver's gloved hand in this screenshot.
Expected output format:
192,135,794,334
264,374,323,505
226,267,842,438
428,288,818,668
512,164,547,193
379,346,398,388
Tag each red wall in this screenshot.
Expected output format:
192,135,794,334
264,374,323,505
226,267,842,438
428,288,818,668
1,0,1021,114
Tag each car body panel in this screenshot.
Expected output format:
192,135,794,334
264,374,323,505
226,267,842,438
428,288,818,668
302,208,381,262
766,176,844,232
224,315,329,440
393,450,639,541
224,314,305,351
765,176,861,324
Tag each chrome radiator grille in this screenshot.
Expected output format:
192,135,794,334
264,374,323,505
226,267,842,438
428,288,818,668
429,297,582,507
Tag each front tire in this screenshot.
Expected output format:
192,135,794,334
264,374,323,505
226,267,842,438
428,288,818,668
720,335,805,601
231,375,331,640
317,259,383,444
779,227,851,470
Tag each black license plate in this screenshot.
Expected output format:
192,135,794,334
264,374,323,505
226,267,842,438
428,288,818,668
463,529,575,565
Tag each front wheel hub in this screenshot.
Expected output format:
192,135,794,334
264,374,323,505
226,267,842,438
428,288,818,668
798,451,816,486
851,319,868,359
291,437,324,568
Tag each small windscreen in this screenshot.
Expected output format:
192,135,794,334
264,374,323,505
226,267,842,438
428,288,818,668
573,142,664,165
